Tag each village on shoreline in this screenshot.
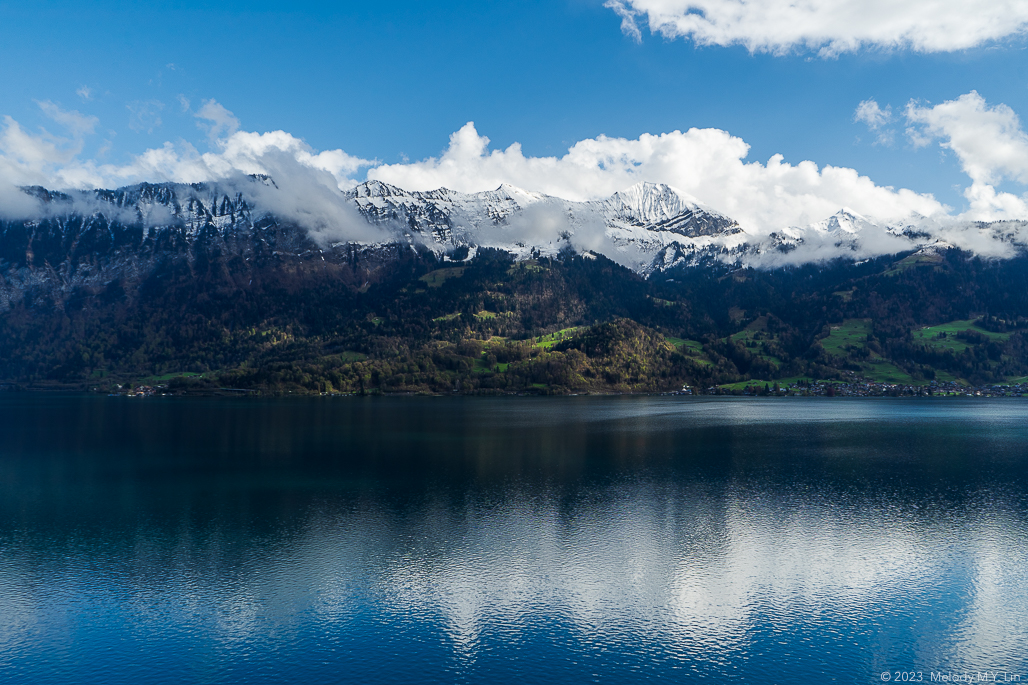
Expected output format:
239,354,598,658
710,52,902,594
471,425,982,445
697,379,1028,398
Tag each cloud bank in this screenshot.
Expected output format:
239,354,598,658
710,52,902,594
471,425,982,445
605,0,1028,55
852,91,1028,222
0,99,382,240
369,121,946,234
0,99,952,236
906,91,1028,220
2,93,1028,259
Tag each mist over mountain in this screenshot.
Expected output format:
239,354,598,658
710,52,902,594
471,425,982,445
3,176,1027,311
2,173,1028,395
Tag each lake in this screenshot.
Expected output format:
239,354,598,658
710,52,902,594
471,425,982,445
1,395,1026,684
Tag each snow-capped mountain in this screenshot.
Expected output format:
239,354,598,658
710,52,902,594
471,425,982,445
752,208,1028,266
342,180,1028,272
3,177,1028,311
347,180,553,244
762,209,886,257
344,180,746,270
602,183,739,237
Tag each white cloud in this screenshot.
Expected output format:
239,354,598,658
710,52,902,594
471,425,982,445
0,117,71,217
195,99,239,142
0,102,99,195
70,130,372,197
0,178,42,220
906,92,1028,186
35,100,99,138
905,91,1028,220
0,101,381,241
370,121,945,234
854,99,895,146
0,101,373,193
606,0,1028,56
0,116,82,177
605,0,644,43
76,86,93,101
5,93,1028,259
854,99,891,130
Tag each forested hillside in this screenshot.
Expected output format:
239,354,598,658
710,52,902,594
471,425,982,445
3,242,1028,394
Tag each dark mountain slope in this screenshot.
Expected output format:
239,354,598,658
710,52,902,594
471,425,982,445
2,230,1028,393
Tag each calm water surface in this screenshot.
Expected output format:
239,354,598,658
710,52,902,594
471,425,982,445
1,395,1027,684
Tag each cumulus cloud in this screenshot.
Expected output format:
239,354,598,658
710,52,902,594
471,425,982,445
605,0,1028,56
75,86,93,101
4,93,1028,262
370,121,945,235
854,99,891,130
0,99,373,191
906,92,1028,186
905,91,1028,220
0,102,101,199
0,113,90,197
116,130,379,241
0,99,382,242
194,99,240,142
854,98,895,146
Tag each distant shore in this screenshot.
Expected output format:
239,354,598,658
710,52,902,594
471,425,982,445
3,379,1025,399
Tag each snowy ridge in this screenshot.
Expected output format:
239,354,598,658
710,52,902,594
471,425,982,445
344,179,748,271
604,182,701,225
347,180,553,243
7,179,1028,276
754,208,1028,266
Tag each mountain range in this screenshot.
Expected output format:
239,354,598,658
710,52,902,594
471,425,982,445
7,178,1028,303
3,178,1028,394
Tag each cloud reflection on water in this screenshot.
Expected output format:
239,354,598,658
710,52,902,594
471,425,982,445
1,396,1028,682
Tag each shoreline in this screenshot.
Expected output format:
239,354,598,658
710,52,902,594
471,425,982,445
2,385,1024,399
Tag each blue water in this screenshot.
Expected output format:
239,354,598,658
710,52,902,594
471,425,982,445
1,396,1027,684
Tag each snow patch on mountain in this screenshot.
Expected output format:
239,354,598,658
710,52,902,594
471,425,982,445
6,178,1028,278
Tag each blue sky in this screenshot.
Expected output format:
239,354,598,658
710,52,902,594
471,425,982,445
2,0,1028,228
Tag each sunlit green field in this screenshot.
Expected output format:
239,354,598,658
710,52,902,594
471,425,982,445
912,319,1011,353
419,267,466,288
820,319,872,356
534,327,585,349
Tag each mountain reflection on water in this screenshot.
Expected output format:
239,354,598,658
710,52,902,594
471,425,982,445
1,396,1027,684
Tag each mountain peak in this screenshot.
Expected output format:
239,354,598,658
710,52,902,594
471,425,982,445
352,179,408,198
459,183,546,210
605,182,700,225
808,208,879,235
